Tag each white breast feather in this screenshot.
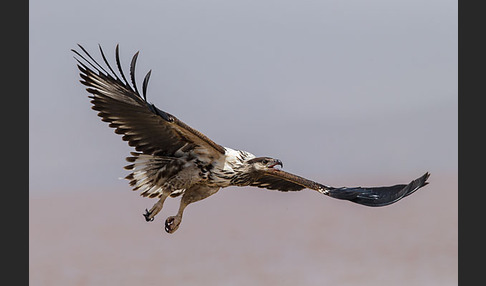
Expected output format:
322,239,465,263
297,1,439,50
222,147,255,171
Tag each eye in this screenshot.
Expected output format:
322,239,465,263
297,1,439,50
262,159,268,164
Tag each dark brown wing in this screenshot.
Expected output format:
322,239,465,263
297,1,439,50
251,169,430,207
250,168,323,192
72,44,226,160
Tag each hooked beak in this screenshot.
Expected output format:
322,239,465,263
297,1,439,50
269,159,283,169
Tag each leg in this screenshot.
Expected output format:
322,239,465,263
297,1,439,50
143,192,169,222
165,186,219,233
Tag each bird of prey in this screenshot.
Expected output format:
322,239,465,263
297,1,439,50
72,44,430,234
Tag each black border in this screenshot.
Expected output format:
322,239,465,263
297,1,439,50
458,1,477,284
4,0,29,284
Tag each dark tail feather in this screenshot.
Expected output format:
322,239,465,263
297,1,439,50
326,172,430,207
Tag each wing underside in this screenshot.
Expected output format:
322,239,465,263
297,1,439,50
72,44,225,160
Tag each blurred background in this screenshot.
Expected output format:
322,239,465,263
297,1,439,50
30,0,457,285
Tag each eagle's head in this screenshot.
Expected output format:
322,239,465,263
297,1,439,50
247,157,283,170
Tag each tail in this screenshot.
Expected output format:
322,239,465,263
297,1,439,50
124,152,184,198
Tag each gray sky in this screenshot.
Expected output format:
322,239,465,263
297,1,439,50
29,0,457,194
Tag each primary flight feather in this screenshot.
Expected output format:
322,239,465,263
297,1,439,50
73,44,430,234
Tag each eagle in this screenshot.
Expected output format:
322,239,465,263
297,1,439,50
72,44,430,234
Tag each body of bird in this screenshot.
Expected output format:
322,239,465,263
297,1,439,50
73,44,430,234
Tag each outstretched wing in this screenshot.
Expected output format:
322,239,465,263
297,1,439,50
251,169,430,207
72,44,226,160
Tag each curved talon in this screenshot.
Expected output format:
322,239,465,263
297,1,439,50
165,216,181,233
143,209,154,222
165,217,174,232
